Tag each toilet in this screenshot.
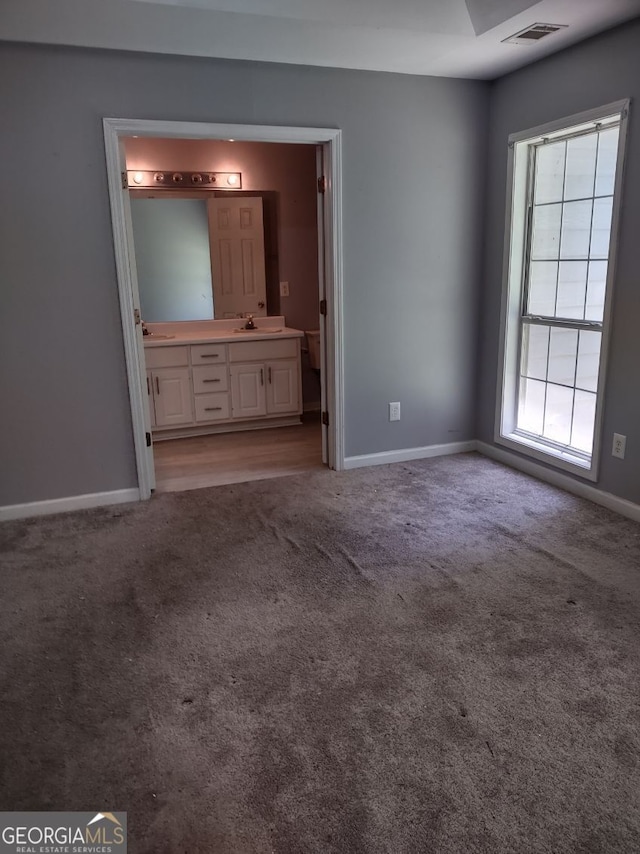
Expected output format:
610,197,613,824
305,330,321,373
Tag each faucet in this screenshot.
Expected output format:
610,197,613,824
244,314,256,330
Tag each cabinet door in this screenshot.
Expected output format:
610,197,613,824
266,359,300,415
152,368,194,427
146,370,156,428
230,363,267,418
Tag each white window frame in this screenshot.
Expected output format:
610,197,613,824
495,100,630,481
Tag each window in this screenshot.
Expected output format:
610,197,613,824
496,102,629,480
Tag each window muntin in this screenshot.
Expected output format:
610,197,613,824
514,120,620,461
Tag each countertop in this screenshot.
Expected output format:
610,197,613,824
143,326,304,347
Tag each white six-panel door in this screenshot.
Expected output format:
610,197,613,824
208,197,267,319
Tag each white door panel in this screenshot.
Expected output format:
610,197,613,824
209,197,267,318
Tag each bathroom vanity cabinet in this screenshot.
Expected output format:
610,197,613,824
144,327,303,440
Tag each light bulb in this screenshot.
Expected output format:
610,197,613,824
227,174,238,186
133,172,143,184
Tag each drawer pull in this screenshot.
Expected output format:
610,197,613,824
260,368,264,386
205,406,223,412
155,376,160,395
200,353,220,359
203,378,221,383
268,366,272,384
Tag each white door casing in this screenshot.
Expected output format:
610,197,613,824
115,136,157,490
209,197,267,319
315,144,328,466
103,118,344,500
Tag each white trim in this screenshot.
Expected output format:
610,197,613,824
494,99,631,483
497,431,593,478
315,144,328,467
507,100,629,146
0,489,140,522
326,133,345,471
105,119,339,146
494,124,528,446
103,118,345,493
103,128,153,498
590,101,631,474
478,441,640,524
344,441,477,470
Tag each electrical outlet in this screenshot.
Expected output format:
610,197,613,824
389,402,401,422
612,433,626,459
280,281,290,297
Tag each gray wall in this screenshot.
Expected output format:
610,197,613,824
0,43,488,505
478,19,640,504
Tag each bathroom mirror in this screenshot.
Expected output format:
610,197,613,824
130,193,278,322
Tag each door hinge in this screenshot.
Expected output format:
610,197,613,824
121,171,129,189
319,299,327,316
322,411,329,426
146,432,152,448
134,308,141,326
317,175,327,194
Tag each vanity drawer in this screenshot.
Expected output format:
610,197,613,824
144,345,189,369
194,392,230,422
229,338,298,362
192,364,228,394
191,343,227,364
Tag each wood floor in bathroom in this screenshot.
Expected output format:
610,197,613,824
153,412,324,493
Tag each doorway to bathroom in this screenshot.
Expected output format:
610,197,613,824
104,118,344,499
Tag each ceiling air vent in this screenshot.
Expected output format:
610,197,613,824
503,23,567,45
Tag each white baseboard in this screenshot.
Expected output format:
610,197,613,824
4,444,637,525
477,441,640,524
343,440,477,470
0,488,140,522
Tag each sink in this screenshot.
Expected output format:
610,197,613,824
233,328,282,334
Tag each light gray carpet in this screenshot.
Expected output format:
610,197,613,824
1,453,640,853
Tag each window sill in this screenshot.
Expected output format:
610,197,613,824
496,431,598,482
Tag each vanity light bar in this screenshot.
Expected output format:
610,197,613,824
127,170,242,189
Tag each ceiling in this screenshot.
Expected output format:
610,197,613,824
1,0,639,79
